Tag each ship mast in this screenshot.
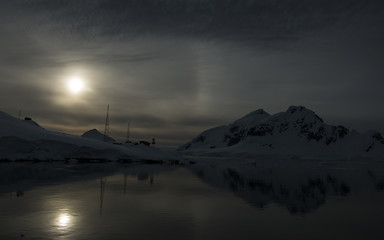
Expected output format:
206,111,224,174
103,104,110,142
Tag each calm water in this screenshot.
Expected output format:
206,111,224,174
1,159,384,240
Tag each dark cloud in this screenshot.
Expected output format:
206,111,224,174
12,0,382,44
1,0,384,147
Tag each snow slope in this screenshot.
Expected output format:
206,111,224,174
0,111,179,161
179,106,384,159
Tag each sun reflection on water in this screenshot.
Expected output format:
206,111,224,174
56,212,71,228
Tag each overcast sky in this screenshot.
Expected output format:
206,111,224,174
1,0,383,147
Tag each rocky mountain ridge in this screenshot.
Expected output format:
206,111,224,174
179,106,384,159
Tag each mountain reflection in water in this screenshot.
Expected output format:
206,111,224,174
0,159,384,240
188,159,366,213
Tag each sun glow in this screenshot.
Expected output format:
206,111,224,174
68,77,84,94
57,213,71,228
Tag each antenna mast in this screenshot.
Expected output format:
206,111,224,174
103,104,110,142
126,121,130,142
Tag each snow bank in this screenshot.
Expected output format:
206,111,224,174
0,111,180,162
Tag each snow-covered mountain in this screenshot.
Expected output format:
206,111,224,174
81,129,116,143
179,106,384,159
0,111,179,161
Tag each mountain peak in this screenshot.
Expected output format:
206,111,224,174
232,108,270,126
84,129,99,134
285,105,324,123
239,108,270,119
81,129,115,143
253,109,267,114
287,105,307,113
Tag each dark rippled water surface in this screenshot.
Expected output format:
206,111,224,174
1,159,384,240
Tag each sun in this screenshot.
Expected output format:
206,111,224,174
68,77,84,94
